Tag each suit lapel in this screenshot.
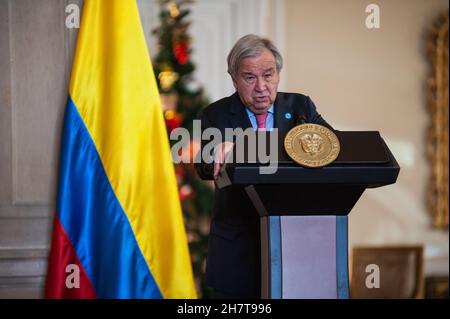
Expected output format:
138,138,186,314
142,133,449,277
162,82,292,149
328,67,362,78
230,92,253,129
274,92,295,138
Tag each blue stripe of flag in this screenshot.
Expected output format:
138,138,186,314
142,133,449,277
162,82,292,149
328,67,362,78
56,96,163,298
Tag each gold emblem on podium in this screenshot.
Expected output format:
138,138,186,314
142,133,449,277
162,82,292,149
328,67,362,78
284,124,340,168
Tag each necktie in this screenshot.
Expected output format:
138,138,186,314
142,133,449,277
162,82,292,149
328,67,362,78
255,112,268,130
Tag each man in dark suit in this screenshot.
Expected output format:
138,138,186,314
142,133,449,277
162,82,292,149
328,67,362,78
195,34,332,298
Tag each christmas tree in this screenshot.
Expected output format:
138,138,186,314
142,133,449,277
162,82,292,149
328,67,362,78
152,0,214,298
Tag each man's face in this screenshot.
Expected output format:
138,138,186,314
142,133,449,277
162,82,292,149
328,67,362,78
233,48,280,114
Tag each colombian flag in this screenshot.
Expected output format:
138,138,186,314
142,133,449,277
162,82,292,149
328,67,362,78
45,0,196,298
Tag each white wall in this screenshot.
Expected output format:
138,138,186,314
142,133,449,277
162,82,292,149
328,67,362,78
283,0,449,275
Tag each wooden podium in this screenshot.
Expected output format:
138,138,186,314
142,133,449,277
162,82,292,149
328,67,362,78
215,131,400,299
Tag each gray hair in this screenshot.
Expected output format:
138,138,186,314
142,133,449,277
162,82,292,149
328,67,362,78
227,34,283,80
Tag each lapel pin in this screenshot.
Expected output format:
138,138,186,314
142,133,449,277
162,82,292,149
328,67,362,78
285,112,292,120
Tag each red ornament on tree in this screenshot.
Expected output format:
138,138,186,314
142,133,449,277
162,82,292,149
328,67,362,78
174,42,189,64
164,110,182,133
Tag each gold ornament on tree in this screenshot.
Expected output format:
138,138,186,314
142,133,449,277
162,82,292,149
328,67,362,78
158,67,179,91
167,2,180,18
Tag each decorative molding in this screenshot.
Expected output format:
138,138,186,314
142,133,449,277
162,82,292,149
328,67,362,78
0,0,12,204
10,0,66,206
0,247,48,259
426,11,449,229
0,205,52,219
0,248,48,299
9,0,16,206
0,217,53,248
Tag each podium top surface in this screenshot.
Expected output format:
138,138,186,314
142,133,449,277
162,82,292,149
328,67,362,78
216,131,400,188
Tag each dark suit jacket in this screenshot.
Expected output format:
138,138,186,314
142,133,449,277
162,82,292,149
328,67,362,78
195,92,332,298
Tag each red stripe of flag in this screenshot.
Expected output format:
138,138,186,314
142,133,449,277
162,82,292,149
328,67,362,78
45,214,97,298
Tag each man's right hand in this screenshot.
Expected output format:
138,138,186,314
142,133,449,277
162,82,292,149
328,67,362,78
213,141,235,179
